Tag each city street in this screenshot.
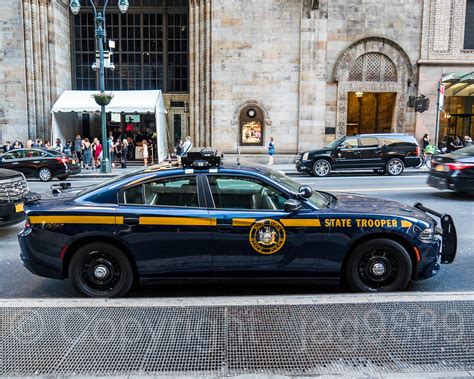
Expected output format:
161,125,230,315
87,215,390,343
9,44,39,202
1,171,472,298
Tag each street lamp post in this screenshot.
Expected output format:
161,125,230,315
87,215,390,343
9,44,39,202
69,0,129,173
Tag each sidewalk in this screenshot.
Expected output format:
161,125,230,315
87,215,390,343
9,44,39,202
73,162,429,178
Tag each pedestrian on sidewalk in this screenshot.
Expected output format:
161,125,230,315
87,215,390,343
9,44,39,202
53,138,63,152
142,140,149,167
74,135,82,165
267,136,275,165
422,134,430,149
92,137,102,170
82,138,92,170
464,135,472,147
180,136,193,158
121,139,129,168
63,141,72,156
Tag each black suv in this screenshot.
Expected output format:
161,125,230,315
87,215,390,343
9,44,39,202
296,134,421,177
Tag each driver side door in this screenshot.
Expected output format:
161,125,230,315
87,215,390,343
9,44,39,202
333,137,362,168
204,174,322,277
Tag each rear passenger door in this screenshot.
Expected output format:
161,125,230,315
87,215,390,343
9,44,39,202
359,136,383,168
116,175,213,278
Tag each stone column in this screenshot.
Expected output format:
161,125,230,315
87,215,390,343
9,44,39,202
297,0,328,151
189,0,211,147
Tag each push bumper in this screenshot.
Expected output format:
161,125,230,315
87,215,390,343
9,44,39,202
414,202,457,264
295,160,312,173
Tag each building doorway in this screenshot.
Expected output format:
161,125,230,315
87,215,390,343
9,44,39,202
347,92,397,135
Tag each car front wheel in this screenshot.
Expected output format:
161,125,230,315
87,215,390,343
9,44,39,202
69,242,134,298
345,239,412,292
38,167,52,182
385,158,405,176
312,159,331,177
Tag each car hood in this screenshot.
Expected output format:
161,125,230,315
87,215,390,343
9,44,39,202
0,168,23,179
330,192,433,222
307,148,331,156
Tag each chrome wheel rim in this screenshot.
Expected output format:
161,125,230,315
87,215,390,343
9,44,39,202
388,160,402,175
39,169,51,181
314,161,330,176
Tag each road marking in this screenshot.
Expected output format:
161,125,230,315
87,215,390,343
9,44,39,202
319,186,432,192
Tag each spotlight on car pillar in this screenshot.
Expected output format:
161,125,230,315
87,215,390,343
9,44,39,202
69,0,81,15
118,0,129,13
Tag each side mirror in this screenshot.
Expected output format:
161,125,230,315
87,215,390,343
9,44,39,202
298,185,313,199
284,199,302,213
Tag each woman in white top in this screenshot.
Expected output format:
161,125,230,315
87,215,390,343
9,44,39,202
142,140,149,167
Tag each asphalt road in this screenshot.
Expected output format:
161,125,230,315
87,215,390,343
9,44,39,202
1,172,472,298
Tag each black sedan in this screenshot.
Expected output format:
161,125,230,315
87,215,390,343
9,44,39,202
0,148,81,181
428,146,474,194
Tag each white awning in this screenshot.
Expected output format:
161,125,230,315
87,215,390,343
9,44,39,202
51,90,166,114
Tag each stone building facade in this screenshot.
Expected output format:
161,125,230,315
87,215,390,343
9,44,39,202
1,0,473,155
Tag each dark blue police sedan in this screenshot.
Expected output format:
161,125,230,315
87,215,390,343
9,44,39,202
18,154,457,297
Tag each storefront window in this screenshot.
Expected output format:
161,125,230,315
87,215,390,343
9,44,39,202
240,106,264,146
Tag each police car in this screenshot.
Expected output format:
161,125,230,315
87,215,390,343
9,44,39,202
18,150,457,297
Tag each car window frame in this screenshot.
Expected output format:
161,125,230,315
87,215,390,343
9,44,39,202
203,173,303,212
118,174,206,209
360,136,380,148
339,137,359,150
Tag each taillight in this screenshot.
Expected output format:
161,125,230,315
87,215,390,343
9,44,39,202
446,162,474,171
416,146,420,156
56,157,69,164
25,219,31,228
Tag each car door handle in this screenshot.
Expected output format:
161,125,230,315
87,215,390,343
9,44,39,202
124,217,140,225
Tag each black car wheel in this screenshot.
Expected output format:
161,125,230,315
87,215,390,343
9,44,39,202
38,167,52,182
385,158,405,176
57,174,70,181
345,239,412,292
69,242,134,298
312,159,331,177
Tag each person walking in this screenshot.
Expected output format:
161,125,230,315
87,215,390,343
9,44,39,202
43,140,51,149
92,137,102,170
142,140,149,167
26,140,33,148
2,141,12,153
267,136,275,165
422,134,430,149
63,141,72,156
114,139,122,167
73,135,82,165
121,139,129,168
53,138,63,152
82,138,92,170
13,140,23,149
180,136,193,157
464,135,472,147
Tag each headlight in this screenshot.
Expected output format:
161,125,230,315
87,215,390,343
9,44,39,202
418,227,435,240
302,152,309,161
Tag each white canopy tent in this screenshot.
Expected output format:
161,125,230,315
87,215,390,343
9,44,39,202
51,90,168,162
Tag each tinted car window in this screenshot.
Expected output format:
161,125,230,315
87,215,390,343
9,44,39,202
361,137,379,147
341,138,359,149
381,136,415,147
208,175,288,210
123,176,198,207
2,151,24,159
24,150,45,158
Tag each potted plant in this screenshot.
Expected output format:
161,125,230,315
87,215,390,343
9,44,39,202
92,93,114,106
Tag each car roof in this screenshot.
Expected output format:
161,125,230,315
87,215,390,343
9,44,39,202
355,133,413,137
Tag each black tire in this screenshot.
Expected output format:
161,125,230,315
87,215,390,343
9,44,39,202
38,167,52,182
385,158,405,176
69,242,134,298
57,174,70,181
345,239,412,292
312,159,331,177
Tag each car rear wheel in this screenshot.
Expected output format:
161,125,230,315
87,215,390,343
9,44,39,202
345,239,412,292
312,159,331,177
385,158,405,176
38,167,52,182
69,242,134,298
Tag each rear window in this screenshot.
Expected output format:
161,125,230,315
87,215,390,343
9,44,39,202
451,146,474,156
380,135,416,147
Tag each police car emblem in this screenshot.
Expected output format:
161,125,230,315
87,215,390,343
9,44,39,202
249,219,286,255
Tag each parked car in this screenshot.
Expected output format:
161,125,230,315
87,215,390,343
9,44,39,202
296,134,422,177
0,168,40,227
0,148,80,181
427,145,474,194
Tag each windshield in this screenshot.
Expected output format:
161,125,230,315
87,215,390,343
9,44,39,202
325,137,344,149
451,145,474,157
266,168,332,208
77,173,133,197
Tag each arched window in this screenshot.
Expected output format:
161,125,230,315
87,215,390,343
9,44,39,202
348,53,397,82
240,105,264,146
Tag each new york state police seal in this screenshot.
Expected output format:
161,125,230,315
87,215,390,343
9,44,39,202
249,219,286,255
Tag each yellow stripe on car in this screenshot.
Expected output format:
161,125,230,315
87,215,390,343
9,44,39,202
401,220,413,228
29,215,117,225
232,218,256,226
280,219,321,227
139,217,216,226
